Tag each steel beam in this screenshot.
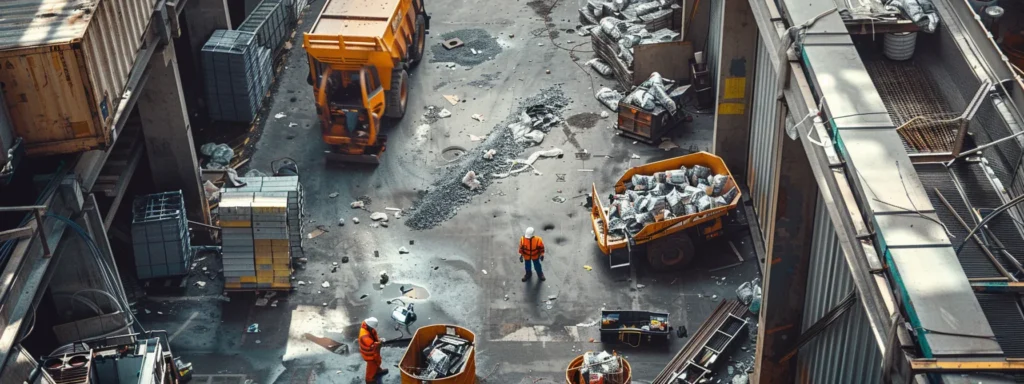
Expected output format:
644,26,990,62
970,281,1024,293
910,358,1024,373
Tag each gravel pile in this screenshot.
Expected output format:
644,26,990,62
406,87,570,230
430,29,503,66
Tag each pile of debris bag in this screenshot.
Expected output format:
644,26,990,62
596,72,686,114
603,163,739,239
580,351,628,383
419,334,473,379
580,0,682,87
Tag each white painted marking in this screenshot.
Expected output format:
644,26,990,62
168,311,199,342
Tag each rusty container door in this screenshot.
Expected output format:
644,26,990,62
0,0,153,157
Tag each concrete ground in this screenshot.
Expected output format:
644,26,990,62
138,0,763,382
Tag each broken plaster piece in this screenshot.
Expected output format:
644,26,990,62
472,114,485,122
443,95,460,105
438,108,452,118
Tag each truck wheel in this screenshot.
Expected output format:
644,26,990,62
410,14,427,65
646,232,695,270
385,69,408,119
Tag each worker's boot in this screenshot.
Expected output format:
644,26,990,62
379,368,389,376
539,273,547,281
522,272,531,282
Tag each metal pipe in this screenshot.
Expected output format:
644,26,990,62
933,188,1016,280
955,193,1024,254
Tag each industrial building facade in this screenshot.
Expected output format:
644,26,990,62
708,0,1024,380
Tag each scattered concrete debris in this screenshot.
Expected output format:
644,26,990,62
399,247,410,254
322,281,330,288
350,200,364,208
274,112,287,119
482,269,488,275
442,38,464,49
337,218,345,226
406,88,569,230
352,217,360,224
470,134,485,141
304,333,347,354
658,140,680,151
472,114,486,122
443,95,460,105
370,212,389,221
307,228,326,239
438,108,452,118
328,192,339,198
483,149,496,160
430,29,503,66
247,323,260,333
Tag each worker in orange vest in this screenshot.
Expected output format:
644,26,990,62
519,227,546,282
358,317,388,383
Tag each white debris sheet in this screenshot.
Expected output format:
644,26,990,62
492,148,565,179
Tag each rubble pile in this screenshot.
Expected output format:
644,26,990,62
580,351,627,384
419,335,473,379
406,88,569,230
599,164,739,239
599,71,687,113
580,0,682,87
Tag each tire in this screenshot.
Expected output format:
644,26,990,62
646,231,696,270
410,14,427,65
385,69,408,119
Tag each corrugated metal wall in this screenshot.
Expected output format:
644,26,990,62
82,0,154,122
707,0,725,83
747,36,784,245
797,194,883,384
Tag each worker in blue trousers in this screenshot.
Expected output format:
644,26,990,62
519,227,546,282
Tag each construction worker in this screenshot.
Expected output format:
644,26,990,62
519,227,546,282
358,317,388,383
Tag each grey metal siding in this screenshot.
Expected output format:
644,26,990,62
707,0,725,84
797,194,883,383
747,36,783,245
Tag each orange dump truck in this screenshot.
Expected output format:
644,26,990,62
591,152,742,269
304,0,429,163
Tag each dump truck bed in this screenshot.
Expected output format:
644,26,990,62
591,152,742,255
312,0,402,38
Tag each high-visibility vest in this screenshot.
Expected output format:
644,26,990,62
358,323,379,361
519,236,545,260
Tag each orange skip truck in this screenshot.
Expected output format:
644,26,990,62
304,0,429,163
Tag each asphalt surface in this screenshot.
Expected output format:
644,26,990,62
137,0,763,383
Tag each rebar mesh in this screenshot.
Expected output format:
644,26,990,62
863,58,961,153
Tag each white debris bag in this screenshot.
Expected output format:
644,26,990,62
585,58,614,77
462,171,482,190
595,87,623,111
711,174,728,196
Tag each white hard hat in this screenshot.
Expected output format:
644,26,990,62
525,227,535,238
365,317,378,329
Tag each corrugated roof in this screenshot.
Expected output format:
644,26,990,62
0,0,98,51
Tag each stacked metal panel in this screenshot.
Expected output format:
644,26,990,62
238,0,290,54
222,176,304,257
221,192,257,289
201,30,272,122
131,191,191,279
252,193,290,289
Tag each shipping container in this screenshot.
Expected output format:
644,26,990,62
0,0,154,157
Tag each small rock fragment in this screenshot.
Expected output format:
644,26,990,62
483,149,496,160
322,281,330,288
471,114,485,122
370,212,388,221
350,201,364,209
338,218,345,226
352,217,360,224
438,108,452,118
329,192,339,198
600,111,610,118
399,246,410,254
